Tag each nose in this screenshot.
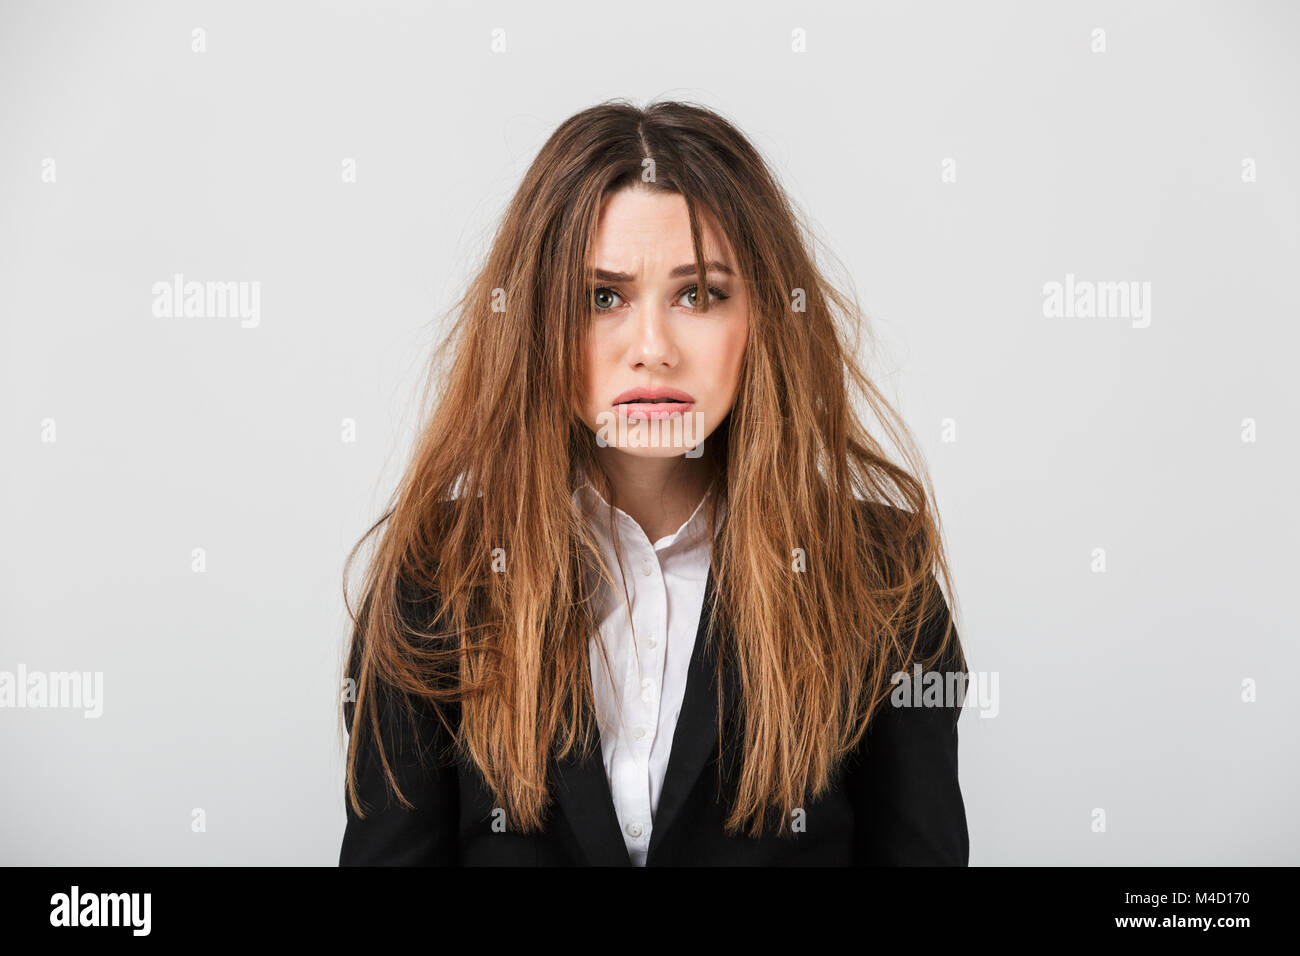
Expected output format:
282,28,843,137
627,298,679,370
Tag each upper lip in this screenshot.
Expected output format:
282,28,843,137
612,386,696,405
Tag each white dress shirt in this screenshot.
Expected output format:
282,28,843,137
572,481,720,866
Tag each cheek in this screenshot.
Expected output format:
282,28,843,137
713,315,749,398
581,335,609,416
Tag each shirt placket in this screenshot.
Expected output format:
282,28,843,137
612,519,668,865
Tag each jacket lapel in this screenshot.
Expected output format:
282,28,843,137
549,730,634,865
549,566,736,866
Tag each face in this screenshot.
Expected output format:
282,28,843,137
578,186,749,460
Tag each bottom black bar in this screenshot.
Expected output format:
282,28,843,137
3,865,1281,941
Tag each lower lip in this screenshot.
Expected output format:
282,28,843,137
615,402,695,421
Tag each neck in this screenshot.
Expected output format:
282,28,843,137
595,446,714,543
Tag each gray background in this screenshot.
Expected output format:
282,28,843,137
2,0,1296,865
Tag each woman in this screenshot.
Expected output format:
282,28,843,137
338,99,969,866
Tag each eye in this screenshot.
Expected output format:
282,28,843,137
592,287,624,312
678,284,731,310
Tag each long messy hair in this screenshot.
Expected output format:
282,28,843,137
341,98,963,837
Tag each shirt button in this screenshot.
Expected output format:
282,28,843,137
641,559,653,576
626,822,643,838
647,637,658,649
632,726,646,739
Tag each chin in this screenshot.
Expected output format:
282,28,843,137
612,444,703,460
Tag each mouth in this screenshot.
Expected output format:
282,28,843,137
611,386,697,420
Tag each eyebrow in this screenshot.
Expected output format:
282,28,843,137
590,261,736,282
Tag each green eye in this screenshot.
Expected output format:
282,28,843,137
592,288,622,311
680,284,731,309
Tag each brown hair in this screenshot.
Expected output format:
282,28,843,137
341,98,963,838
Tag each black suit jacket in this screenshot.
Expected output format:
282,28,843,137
339,564,969,866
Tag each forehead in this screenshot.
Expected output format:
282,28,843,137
591,186,734,266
